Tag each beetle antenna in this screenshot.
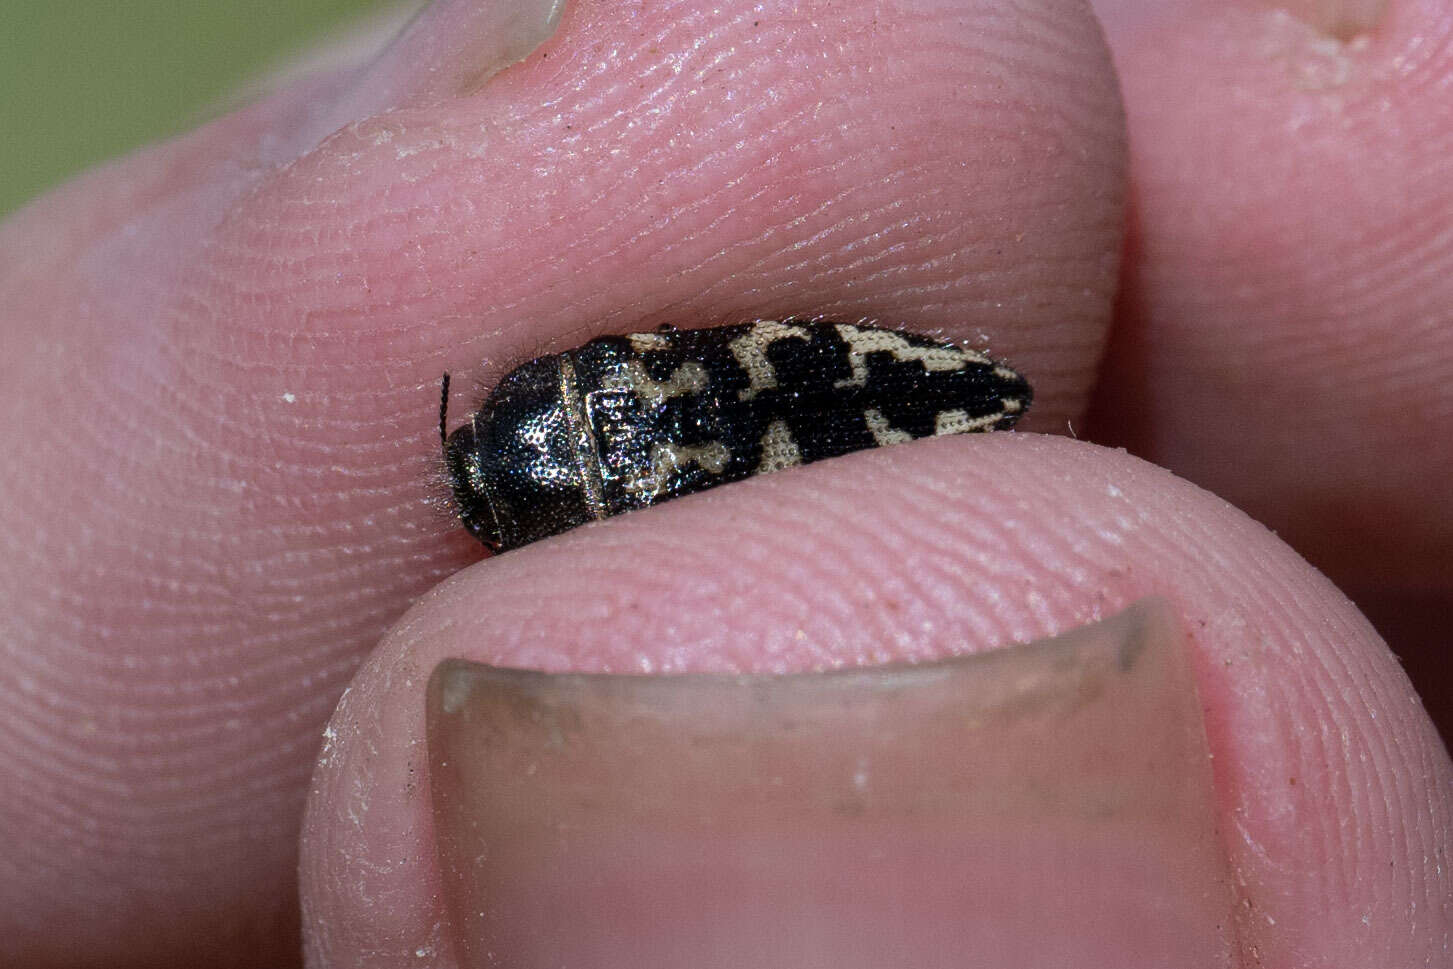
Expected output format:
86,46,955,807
439,373,451,448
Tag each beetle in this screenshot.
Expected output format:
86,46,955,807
441,319,1032,552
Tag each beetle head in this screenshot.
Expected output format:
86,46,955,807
443,420,505,552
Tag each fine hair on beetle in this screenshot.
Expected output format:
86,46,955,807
426,371,481,535
430,326,580,536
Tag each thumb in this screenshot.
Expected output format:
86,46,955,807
300,435,1453,968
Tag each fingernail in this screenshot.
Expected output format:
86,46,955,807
427,599,1235,969
309,0,566,142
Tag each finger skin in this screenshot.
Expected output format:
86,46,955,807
0,0,1124,964
1084,1,1453,729
300,434,1453,968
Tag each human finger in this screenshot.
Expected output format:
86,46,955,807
301,435,1453,967
1085,0,1453,730
0,0,1124,963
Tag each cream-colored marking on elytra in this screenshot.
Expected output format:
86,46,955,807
1002,398,1023,414
833,323,990,389
628,331,674,352
934,409,1002,435
993,365,1020,382
863,408,912,446
729,320,812,400
755,419,802,473
602,358,710,406
624,440,732,499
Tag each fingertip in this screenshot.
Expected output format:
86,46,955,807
300,435,1452,967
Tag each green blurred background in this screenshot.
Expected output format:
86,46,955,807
0,0,398,217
